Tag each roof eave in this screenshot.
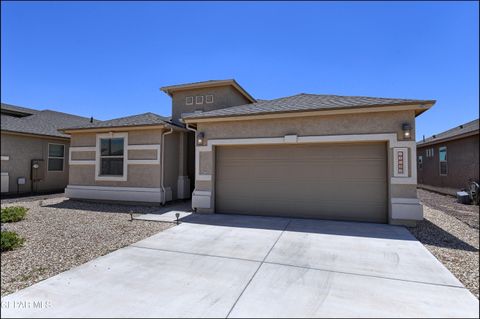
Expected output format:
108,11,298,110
184,101,436,123
60,122,187,134
417,130,479,147
160,80,256,103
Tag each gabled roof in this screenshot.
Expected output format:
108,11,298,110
1,103,39,117
60,112,172,132
182,93,435,121
417,119,479,146
1,109,93,138
160,79,256,103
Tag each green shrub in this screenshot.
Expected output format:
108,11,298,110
1,231,25,252
1,206,28,223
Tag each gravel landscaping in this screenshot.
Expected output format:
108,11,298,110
410,189,479,299
1,197,174,296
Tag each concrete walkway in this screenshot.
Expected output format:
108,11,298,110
2,214,479,318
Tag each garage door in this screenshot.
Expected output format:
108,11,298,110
215,142,387,223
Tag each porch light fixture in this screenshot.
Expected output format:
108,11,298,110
402,123,412,140
197,132,205,146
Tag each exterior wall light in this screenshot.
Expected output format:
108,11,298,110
197,132,205,146
402,123,412,140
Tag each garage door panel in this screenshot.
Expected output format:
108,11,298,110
216,142,387,223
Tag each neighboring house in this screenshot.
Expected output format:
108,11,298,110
417,119,479,195
0,103,93,195
61,79,435,226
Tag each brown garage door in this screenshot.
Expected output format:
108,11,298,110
215,142,387,223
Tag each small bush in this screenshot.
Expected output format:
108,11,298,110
1,206,28,223
1,231,25,252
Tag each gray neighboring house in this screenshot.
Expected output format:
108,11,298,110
1,103,93,195
61,79,436,226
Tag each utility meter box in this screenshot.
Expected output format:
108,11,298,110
31,159,45,181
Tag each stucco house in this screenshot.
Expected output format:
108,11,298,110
61,79,435,226
417,119,479,195
1,103,93,195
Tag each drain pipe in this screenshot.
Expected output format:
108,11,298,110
161,125,174,205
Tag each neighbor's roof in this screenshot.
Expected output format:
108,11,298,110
60,112,173,131
1,103,39,117
182,93,435,121
160,79,256,103
1,109,93,138
417,119,479,147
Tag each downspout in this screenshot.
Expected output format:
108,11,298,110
161,125,174,205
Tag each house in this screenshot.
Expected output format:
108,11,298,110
61,79,435,226
1,103,93,195
417,119,479,195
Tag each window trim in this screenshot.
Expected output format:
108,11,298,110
95,132,128,181
186,96,194,105
195,96,204,105
205,95,214,104
439,146,447,176
48,143,65,172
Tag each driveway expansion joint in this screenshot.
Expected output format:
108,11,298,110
262,260,467,290
226,220,292,318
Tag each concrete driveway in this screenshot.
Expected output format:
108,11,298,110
2,214,478,318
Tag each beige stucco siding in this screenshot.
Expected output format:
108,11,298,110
171,86,251,123
1,132,70,193
197,111,416,140
66,128,185,202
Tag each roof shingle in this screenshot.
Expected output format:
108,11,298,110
60,112,171,131
1,109,94,138
183,93,434,120
417,119,479,146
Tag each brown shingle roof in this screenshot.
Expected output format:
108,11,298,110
182,93,435,120
417,119,479,146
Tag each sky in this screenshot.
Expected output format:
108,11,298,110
1,1,478,140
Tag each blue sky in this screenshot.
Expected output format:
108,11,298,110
1,1,478,140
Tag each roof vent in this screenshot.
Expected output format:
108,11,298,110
432,135,436,138
90,116,94,123
459,125,464,129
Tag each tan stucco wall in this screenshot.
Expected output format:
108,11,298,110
193,110,419,223
197,111,416,140
1,132,70,193
171,86,251,123
68,129,182,197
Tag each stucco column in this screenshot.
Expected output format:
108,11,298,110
177,131,190,199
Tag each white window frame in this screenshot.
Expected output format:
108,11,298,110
48,143,65,172
186,96,194,105
439,146,447,176
418,155,423,170
195,96,204,105
205,95,214,104
95,132,128,181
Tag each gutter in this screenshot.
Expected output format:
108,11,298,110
160,125,174,205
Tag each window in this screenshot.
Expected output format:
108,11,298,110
100,138,124,176
48,144,65,171
206,95,214,104
186,96,193,105
195,96,204,104
439,146,447,175
418,156,423,170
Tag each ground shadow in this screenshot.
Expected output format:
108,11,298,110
408,219,478,252
179,212,419,241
